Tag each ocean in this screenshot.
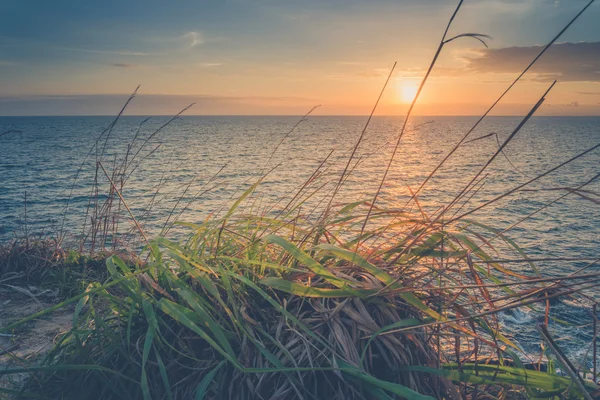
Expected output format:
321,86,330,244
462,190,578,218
1,115,600,364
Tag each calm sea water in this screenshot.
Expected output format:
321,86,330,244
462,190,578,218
1,115,600,363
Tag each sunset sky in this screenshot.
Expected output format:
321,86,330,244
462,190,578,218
1,0,599,116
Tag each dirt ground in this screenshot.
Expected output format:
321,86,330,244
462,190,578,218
0,285,73,395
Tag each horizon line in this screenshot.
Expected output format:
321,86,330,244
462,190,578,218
2,114,600,118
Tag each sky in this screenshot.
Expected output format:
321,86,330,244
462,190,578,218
1,0,599,116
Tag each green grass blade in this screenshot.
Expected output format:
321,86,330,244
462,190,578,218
262,234,351,288
260,277,375,298
338,359,435,400
195,361,225,400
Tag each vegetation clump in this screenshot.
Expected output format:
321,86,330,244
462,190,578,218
3,196,599,399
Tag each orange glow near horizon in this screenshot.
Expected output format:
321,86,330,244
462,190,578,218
396,80,419,104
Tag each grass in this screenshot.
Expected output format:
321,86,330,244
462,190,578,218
2,194,600,399
0,240,118,298
1,0,600,398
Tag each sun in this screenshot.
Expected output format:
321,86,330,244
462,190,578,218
396,80,419,103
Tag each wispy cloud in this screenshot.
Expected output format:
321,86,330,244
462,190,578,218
462,42,600,82
577,91,600,95
183,31,204,47
545,101,580,108
56,47,151,56
466,0,539,14
0,60,18,67
111,63,138,68
0,93,317,116
409,42,600,83
198,62,222,68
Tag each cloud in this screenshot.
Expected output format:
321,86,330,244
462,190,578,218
464,0,552,14
183,31,204,47
462,42,600,82
111,63,137,68
578,91,600,95
198,62,222,68
545,101,583,108
326,67,391,80
0,60,18,67
56,47,151,56
0,94,317,116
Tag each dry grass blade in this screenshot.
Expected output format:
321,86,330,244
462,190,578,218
408,0,596,204
360,0,465,240
448,141,600,223
446,81,556,215
537,324,594,400
97,162,149,245
325,62,397,216
443,33,491,47
0,129,22,138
